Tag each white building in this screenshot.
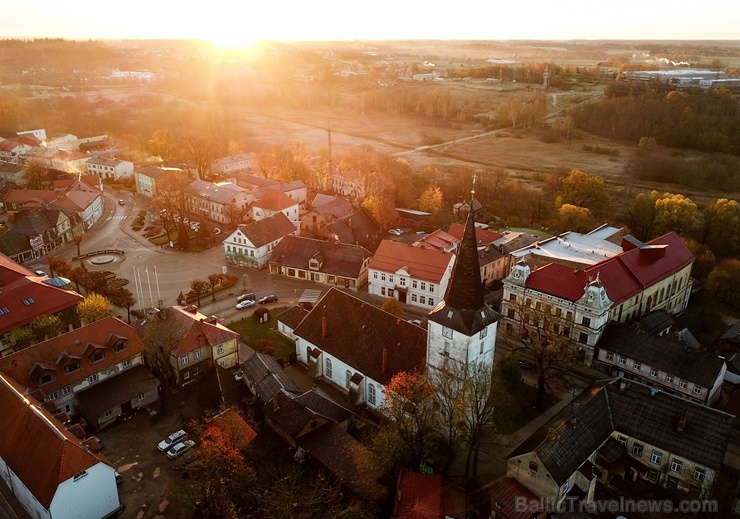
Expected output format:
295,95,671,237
224,212,297,268
211,153,255,175
86,157,134,180
251,188,300,230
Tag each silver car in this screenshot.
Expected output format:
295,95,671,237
167,440,196,459
157,429,188,451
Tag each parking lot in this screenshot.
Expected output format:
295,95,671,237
97,383,205,518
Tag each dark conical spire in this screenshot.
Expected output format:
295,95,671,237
444,207,484,311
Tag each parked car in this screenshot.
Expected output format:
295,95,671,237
518,360,534,371
389,228,403,236
183,218,189,225
234,371,244,382
237,293,255,302
167,439,196,459
236,299,256,310
213,227,222,235
258,294,278,304
157,429,188,451
34,270,47,277
408,319,422,326
118,199,125,206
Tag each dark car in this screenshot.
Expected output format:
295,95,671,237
258,294,278,304
518,360,534,371
237,293,255,303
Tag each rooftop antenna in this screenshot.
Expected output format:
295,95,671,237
471,173,477,203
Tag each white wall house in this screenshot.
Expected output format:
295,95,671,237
224,212,297,269
185,179,250,224
367,240,455,310
251,188,300,230
211,153,255,175
86,157,134,180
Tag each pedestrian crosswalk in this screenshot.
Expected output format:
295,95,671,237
107,215,128,221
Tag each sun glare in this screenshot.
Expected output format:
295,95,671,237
207,34,259,52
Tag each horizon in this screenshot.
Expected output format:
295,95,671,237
2,1,738,45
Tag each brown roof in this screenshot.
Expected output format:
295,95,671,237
0,373,110,508
275,305,310,330
293,288,427,385
393,469,467,519
369,240,454,284
254,188,297,211
0,250,35,284
0,317,143,394
236,211,296,248
270,235,372,279
207,408,257,449
488,477,543,519
0,275,83,335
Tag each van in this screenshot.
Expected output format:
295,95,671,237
237,293,255,303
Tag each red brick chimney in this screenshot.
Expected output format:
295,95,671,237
322,316,327,339
382,348,388,373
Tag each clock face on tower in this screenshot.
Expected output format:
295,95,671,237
442,326,453,339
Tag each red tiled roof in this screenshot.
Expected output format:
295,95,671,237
3,188,58,203
209,408,257,448
447,223,502,244
488,477,543,519
0,276,84,335
255,188,297,211
393,469,468,519
369,240,454,283
523,232,692,304
0,251,35,285
0,373,110,508
0,317,143,394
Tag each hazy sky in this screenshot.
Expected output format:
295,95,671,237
2,1,738,42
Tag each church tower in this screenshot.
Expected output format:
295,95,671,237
426,184,499,375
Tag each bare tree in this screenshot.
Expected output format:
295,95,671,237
191,280,209,306
139,309,181,416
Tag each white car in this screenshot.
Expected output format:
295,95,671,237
213,227,222,235
167,439,195,459
389,228,403,236
157,429,188,451
236,299,256,310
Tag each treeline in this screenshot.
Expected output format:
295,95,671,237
570,86,740,155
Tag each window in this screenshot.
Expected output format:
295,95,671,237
217,346,224,355
633,443,644,457
399,277,406,286
73,471,88,481
480,327,487,339
368,384,376,405
420,296,426,305
420,282,426,291
373,272,377,279
122,359,132,368
442,327,453,339
525,298,532,307
389,275,394,283
617,435,628,446
693,386,702,395
90,349,105,363
429,284,434,293
646,469,658,482
535,302,542,311
428,298,434,306
566,311,573,320
651,450,663,464
62,385,72,396
679,380,687,389
194,349,202,359
650,369,658,377
345,370,351,389
562,327,571,337
666,375,674,383
556,307,562,317
619,357,626,365
528,461,538,473
88,373,98,383
381,273,386,281
694,468,705,482
606,353,614,361
412,280,418,289
507,308,516,318
381,287,386,296
47,391,59,401
671,459,683,473
561,481,569,494
325,359,332,378
582,316,591,327
443,341,450,356
633,362,641,371
64,362,80,374
578,332,588,344
138,392,146,401
181,355,189,365
509,293,517,302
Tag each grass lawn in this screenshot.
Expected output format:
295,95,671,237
494,382,559,435
227,306,296,361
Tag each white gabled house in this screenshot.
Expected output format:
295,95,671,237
224,212,297,269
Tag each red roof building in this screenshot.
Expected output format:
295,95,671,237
392,469,467,519
501,232,695,365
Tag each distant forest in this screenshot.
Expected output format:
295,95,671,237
570,84,740,155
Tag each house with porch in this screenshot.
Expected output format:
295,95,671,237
269,235,372,291
368,239,455,310
500,232,695,366
134,305,239,386
224,212,297,269
0,373,122,519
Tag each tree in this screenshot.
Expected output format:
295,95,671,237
627,190,660,240
109,288,136,323
380,297,403,318
555,169,609,218
654,193,697,236
382,371,439,470
556,204,594,233
190,280,209,306
72,233,84,258
417,186,444,213
697,198,740,259
707,260,740,309
8,326,34,352
77,294,113,324
24,159,50,190
208,274,221,302
139,309,182,415
30,314,63,342
180,130,216,179
147,129,176,160
504,301,578,410
362,195,397,228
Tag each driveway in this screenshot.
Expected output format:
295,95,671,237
97,383,204,518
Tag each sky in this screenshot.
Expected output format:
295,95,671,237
2,1,738,43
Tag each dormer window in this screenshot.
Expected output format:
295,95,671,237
112,339,127,353
65,361,81,374
89,349,106,363
39,372,55,385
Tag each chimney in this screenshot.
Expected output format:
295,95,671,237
382,348,388,373
677,410,689,433
547,428,556,439
322,316,327,339
619,379,627,391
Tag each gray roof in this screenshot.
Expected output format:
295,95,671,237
237,212,296,248
598,323,723,388
270,236,371,279
295,388,353,424
0,232,31,256
637,310,675,335
241,352,300,404
719,321,740,342
511,379,734,484
321,208,380,250
276,305,309,330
